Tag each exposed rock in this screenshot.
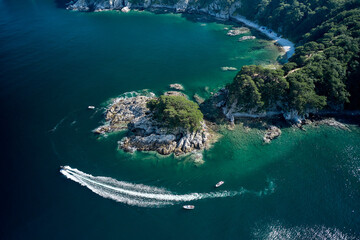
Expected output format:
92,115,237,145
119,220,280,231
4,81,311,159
226,27,249,36
193,94,205,104
169,83,184,91
313,118,349,131
93,95,151,134
164,91,187,98
96,95,212,156
238,36,256,41
121,6,130,12
192,152,205,165
283,110,304,124
304,119,312,125
263,126,281,143
221,66,238,71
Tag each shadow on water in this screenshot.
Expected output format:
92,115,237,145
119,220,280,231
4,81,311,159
55,0,70,8
55,0,98,11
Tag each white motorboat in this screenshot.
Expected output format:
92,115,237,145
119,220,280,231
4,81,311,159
182,205,195,210
88,106,95,109
215,181,224,188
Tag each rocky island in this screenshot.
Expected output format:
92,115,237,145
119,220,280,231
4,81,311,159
95,95,213,156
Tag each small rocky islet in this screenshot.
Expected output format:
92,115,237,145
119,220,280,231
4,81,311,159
94,94,213,156
226,27,250,36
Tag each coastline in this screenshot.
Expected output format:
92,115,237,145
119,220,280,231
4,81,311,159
67,3,356,131
68,3,295,60
230,15,295,59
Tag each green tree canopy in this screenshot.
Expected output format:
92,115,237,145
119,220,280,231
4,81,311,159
227,65,289,112
147,95,204,131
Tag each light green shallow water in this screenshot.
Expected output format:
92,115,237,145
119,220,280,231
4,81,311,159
1,0,360,239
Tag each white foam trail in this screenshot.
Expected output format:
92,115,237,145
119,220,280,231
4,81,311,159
49,117,66,132
60,166,274,207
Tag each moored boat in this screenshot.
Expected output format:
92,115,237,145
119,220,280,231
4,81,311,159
88,106,95,109
182,205,195,210
215,181,224,188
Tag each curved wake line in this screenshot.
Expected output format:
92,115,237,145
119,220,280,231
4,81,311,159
49,117,67,133
60,166,275,207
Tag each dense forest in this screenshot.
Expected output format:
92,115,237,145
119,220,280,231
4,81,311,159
147,95,204,131
227,0,360,114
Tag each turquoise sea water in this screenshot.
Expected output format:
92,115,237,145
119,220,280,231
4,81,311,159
1,0,360,239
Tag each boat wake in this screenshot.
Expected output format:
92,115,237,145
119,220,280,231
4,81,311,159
49,117,67,133
60,166,275,207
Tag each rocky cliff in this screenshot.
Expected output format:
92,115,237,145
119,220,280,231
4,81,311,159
67,0,242,21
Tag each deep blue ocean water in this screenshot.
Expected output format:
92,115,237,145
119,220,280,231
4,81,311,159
1,0,360,239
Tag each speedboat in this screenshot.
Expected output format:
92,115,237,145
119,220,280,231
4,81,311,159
88,106,95,109
182,205,195,210
215,181,224,188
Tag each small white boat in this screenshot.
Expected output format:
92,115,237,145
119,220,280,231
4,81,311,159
215,181,224,188
182,205,195,210
88,106,95,109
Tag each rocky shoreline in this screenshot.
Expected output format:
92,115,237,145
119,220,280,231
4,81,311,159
95,95,214,156
199,87,356,144
206,87,359,127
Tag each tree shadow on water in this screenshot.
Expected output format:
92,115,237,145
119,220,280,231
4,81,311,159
55,0,71,9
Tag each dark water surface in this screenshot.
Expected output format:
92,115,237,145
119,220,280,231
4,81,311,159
1,0,360,239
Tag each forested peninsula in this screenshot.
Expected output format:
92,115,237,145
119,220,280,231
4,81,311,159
225,0,360,120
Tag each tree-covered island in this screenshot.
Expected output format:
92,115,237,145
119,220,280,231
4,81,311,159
95,95,212,157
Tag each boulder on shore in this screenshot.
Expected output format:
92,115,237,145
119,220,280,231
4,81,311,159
121,7,130,13
263,126,281,143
